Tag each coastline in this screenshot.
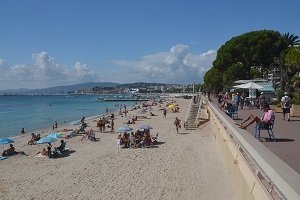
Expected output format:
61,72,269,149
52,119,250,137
0,97,235,200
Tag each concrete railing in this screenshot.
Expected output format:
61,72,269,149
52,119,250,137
206,97,300,200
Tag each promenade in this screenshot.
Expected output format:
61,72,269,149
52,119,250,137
212,98,300,174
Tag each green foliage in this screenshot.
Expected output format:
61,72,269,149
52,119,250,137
222,63,244,86
213,30,285,78
284,46,300,66
203,30,286,92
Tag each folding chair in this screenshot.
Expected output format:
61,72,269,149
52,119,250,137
226,105,238,119
255,119,275,141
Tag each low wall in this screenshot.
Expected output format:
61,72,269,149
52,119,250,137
206,100,300,200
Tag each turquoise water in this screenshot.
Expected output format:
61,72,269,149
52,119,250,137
0,95,136,138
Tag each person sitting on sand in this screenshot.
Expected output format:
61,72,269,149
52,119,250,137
28,133,37,145
88,129,96,141
237,103,274,130
35,148,48,156
2,144,17,156
47,146,52,158
36,134,41,141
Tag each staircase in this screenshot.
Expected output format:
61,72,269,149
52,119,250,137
184,95,202,130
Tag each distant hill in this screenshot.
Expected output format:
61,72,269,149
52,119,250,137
116,82,168,88
0,82,120,95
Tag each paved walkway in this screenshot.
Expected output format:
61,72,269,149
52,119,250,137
212,98,300,174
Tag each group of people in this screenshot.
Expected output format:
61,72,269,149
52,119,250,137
35,140,67,158
117,129,156,149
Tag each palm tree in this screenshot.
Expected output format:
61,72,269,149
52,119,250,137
277,33,300,95
282,32,300,47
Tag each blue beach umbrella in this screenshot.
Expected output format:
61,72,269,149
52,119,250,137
0,138,15,144
0,138,15,151
36,136,58,144
47,133,63,139
117,126,133,133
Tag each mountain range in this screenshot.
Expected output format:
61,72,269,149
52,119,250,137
0,82,120,95
0,82,172,95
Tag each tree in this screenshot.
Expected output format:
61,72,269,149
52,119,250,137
282,32,300,47
277,33,300,93
203,30,285,91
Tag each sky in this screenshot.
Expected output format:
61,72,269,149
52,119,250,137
0,0,300,90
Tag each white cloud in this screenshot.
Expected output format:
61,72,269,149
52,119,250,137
0,45,216,89
0,52,98,89
110,44,216,83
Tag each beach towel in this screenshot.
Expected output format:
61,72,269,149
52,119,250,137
0,156,8,160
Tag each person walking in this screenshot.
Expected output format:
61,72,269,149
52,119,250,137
259,92,266,110
163,108,167,118
174,117,181,134
281,92,292,121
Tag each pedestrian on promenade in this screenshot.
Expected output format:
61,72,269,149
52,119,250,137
259,92,265,110
174,117,181,133
281,92,292,121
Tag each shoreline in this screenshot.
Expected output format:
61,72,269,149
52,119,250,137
0,96,235,200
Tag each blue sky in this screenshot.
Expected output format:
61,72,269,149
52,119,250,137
0,0,299,89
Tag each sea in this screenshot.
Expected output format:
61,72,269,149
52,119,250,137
0,95,137,138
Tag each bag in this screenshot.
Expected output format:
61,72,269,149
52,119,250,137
284,97,290,107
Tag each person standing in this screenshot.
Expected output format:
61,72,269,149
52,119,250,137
21,128,25,135
174,117,181,134
259,92,265,110
111,119,114,133
163,108,167,118
281,92,292,121
234,92,241,108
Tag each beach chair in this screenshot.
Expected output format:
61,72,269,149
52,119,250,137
255,119,275,142
226,105,238,119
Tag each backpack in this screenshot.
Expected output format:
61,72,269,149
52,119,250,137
284,97,291,107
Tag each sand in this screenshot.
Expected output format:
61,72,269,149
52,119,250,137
0,97,235,200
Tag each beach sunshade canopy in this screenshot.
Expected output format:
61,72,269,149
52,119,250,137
0,138,15,144
139,124,153,130
47,133,63,139
168,104,175,109
36,136,58,144
117,126,133,133
233,82,263,89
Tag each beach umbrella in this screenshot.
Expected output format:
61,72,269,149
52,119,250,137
168,104,175,109
233,82,263,90
36,136,58,144
47,132,63,139
0,138,15,144
139,124,153,130
0,138,15,151
117,126,133,133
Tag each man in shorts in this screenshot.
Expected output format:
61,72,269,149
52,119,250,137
281,92,291,121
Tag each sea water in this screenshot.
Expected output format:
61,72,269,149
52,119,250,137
0,95,136,138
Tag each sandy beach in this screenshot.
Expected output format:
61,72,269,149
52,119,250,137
0,97,235,200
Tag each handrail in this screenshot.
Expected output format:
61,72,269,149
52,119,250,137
207,97,300,200
194,95,203,126
184,96,194,124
